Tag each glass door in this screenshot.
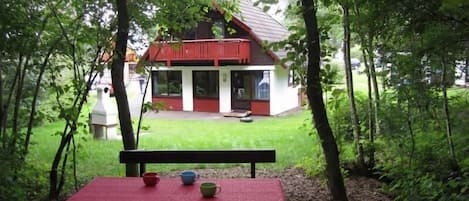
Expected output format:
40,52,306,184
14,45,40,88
231,71,251,111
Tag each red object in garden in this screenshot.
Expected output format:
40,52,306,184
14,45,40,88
67,177,285,201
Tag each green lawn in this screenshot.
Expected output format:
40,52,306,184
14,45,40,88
27,110,319,181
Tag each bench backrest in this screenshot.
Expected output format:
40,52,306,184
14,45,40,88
119,149,276,178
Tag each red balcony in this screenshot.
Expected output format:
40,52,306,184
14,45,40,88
146,39,250,66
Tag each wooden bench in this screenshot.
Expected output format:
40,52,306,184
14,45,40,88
119,149,276,178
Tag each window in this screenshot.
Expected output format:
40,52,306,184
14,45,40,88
193,71,219,98
253,71,270,100
212,19,225,39
232,70,270,101
184,29,196,40
152,71,182,97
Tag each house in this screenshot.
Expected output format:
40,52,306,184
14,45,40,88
455,60,468,87
141,0,300,116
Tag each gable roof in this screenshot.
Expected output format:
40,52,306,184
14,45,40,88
216,0,289,64
237,0,289,63
237,0,289,44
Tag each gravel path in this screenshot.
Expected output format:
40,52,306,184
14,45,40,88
159,167,391,201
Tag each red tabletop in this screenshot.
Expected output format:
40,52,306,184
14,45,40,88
67,177,285,201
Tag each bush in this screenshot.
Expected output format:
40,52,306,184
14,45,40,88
377,90,469,200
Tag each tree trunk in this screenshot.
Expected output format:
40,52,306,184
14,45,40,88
406,101,415,168
352,4,378,168
112,0,138,177
466,58,468,84
441,58,458,168
362,47,375,167
302,1,348,200
341,3,366,170
367,37,380,138
0,61,3,132
11,56,29,155
49,132,72,200
24,45,56,155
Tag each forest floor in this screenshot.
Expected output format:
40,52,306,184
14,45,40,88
160,167,392,201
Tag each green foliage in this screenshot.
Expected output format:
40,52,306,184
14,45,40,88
296,154,325,177
350,45,362,60
376,90,469,200
268,0,342,87
152,101,168,111
321,62,344,89
0,150,26,200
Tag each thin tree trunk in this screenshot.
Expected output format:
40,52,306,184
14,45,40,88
341,2,365,170
352,4,378,168
113,0,138,177
136,45,161,148
302,1,348,200
24,44,57,155
406,101,415,168
0,61,3,145
136,73,150,149
49,81,97,199
49,48,101,200
11,56,30,155
362,47,375,167
465,58,468,84
49,128,72,200
367,37,380,141
441,58,458,168
2,54,23,148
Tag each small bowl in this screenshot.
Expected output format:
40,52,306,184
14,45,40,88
142,172,160,186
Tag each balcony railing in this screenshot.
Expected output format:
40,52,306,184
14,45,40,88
146,38,250,66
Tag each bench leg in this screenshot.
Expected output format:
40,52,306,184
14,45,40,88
250,163,255,178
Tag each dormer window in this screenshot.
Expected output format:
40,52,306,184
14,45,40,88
212,19,225,39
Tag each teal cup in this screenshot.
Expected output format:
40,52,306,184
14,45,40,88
180,170,199,185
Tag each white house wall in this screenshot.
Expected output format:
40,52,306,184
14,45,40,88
270,66,299,115
219,68,231,113
150,65,298,115
182,69,194,111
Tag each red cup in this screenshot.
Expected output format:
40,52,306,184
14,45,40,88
143,172,160,186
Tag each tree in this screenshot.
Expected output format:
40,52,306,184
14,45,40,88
301,0,348,200
339,1,366,172
112,0,239,177
113,0,138,177
0,1,86,199
48,0,113,198
350,0,386,168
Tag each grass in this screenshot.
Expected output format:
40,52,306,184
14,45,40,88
27,110,319,181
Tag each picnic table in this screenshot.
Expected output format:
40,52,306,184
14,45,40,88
67,177,285,201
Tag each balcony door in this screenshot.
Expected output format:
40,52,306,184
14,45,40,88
231,71,252,111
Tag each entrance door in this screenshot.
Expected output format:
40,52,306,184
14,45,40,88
231,71,251,111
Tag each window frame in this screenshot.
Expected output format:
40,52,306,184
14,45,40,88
232,70,270,101
193,71,219,99
252,70,270,101
152,71,182,98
